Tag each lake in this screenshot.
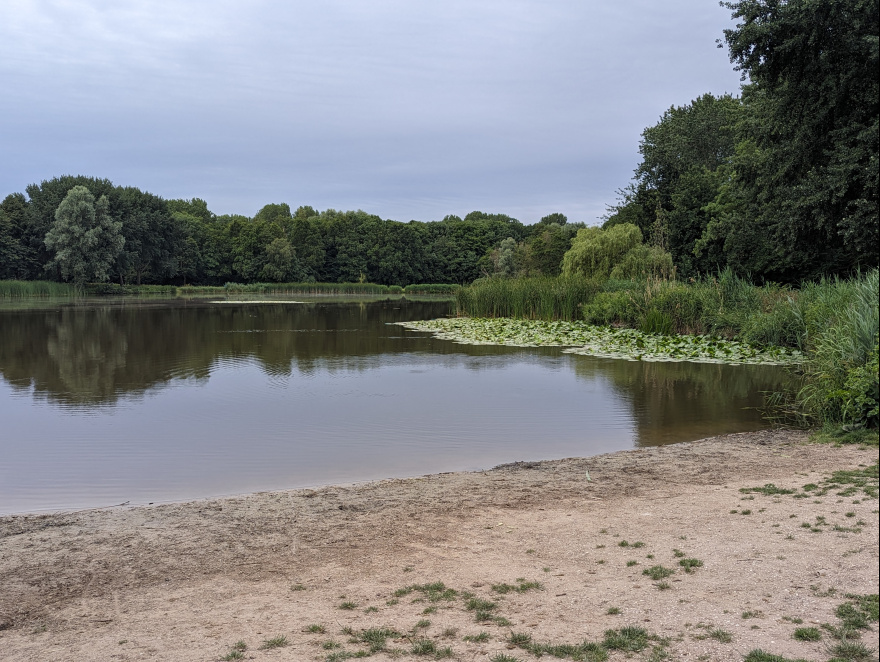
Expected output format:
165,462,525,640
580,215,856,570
0,297,792,514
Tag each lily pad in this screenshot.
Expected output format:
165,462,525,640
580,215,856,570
394,318,802,366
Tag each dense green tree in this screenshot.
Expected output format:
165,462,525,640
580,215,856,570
114,187,182,285
23,176,117,280
704,0,879,280
562,223,672,280
605,94,743,277
44,186,124,288
262,237,303,281
0,193,30,279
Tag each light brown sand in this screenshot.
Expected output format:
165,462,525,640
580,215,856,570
1,430,877,661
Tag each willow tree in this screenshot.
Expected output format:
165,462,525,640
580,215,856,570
44,186,124,289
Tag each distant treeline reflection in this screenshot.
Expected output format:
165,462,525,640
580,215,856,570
0,301,792,442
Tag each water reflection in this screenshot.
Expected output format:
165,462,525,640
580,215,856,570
0,299,459,406
0,298,794,513
572,357,791,446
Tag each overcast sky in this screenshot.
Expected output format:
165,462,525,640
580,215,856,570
0,1,743,224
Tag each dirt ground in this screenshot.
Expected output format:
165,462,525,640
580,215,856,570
1,430,877,662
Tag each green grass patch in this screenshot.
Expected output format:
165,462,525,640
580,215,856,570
258,635,288,649
792,627,821,641
743,651,809,662
643,565,675,580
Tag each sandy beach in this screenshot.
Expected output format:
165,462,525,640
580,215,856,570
1,430,877,661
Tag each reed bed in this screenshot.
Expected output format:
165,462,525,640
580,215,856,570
456,270,879,430
456,276,602,321
0,280,76,298
404,283,461,295
223,282,393,295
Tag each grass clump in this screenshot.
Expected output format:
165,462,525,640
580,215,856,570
259,635,289,649
743,651,809,662
708,628,732,643
678,558,703,573
827,639,875,661
397,582,458,602
463,632,490,643
466,597,497,612
792,627,821,641
354,627,401,653
220,641,247,661
602,626,649,652
491,579,542,594
410,638,452,657
642,565,675,580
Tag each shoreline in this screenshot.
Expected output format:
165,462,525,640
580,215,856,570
1,429,877,661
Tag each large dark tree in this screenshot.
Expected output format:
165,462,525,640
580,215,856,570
706,0,879,280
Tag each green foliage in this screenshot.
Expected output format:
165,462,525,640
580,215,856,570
796,271,879,428
0,280,76,298
456,276,603,321
44,186,125,288
404,284,460,295
714,0,879,281
562,224,643,279
610,244,674,281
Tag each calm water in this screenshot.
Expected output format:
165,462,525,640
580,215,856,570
0,297,792,514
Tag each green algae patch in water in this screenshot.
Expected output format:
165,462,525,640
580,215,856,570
395,317,803,366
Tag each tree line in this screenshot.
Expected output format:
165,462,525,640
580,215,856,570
0,0,876,288
0,177,582,287
604,0,878,282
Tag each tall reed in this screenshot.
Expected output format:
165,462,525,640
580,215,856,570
0,280,76,298
223,282,392,295
456,276,602,320
404,284,461,295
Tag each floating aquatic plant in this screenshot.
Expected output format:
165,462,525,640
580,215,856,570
395,318,803,366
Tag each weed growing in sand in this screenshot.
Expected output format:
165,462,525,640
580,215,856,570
464,632,490,643
415,619,431,629
828,640,875,661
678,558,703,573
491,580,542,594
339,601,358,610
508,632,532,646
643,565,675,580
220,642,247,661
672,549,685,558
411,638,452,657
355,627,401,653
259,635,289,649
441,627,458,638
836,593,879,631
607,606,621,615
466,597,497,612
322,641,341,650
422,606,437,615
396,582,458,602
743,651,809,662
490,656,522,662
741,610,764,619
656,582,671,590
792,627,821,641
603,626,650,652
626,560,638,567
308,625,326,634
708,629,732,643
